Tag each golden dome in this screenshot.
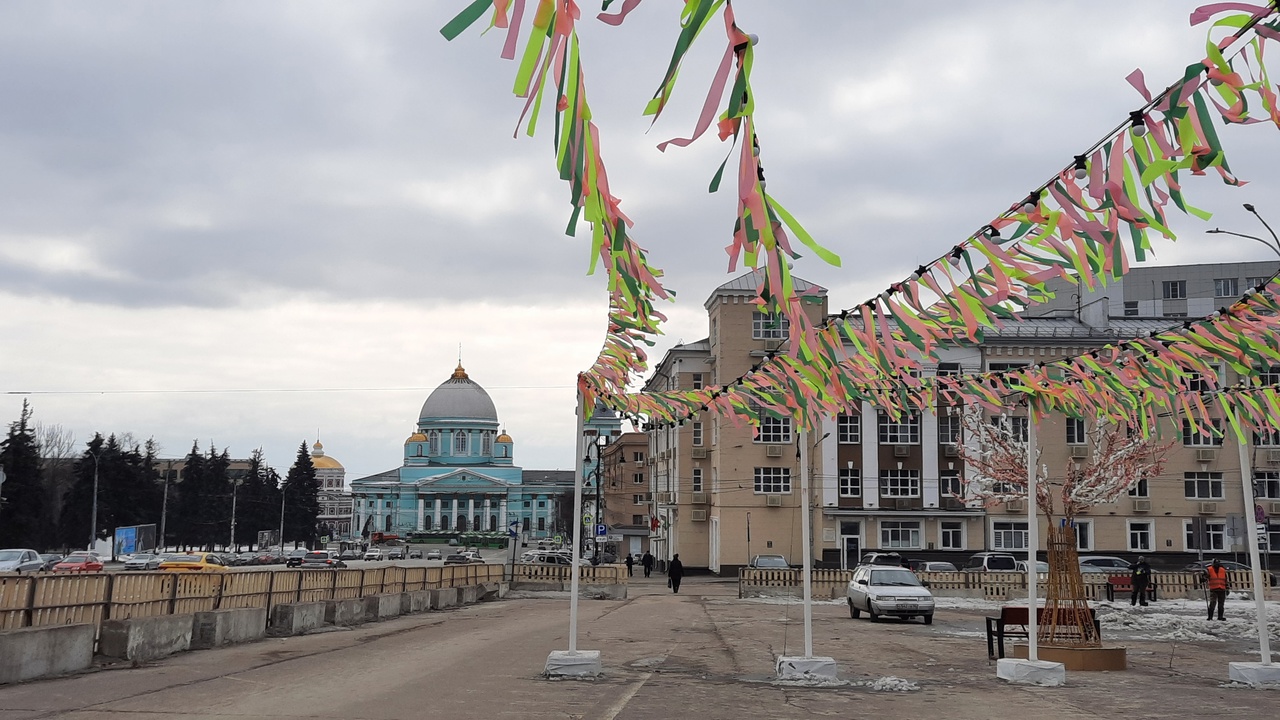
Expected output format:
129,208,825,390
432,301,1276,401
496,431,513,443
405,431,428,445
451,362,469,379
310,441,343,469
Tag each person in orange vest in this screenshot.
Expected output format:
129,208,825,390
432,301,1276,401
1203,558,1229,621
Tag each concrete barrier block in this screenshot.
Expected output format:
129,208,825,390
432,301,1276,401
270,602,328,637
362,593,401,622
479,583,501,601
401,590,432,614
324,598,365,626
459,586,480,604
99,615,193,664
581,584,627,600
512,581,564,592
192,608,267,650
431,587,459,610
496,582,509,598
0,624,95,684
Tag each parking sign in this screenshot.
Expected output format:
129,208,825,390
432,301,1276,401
595,524,607,537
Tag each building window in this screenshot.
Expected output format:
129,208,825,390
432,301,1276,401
1186,366,1221,392
1074,520,1093,551
632,514,645,525
879,469,921,498
633,473,645,485
1184,471,1224,499
1214,277,1239,298
1124,301,1139,316
992,521,1029,550
940,521,963,550
1254,472,1280,498
692,468,703,492
877,412,920,444
753,467,791,494
523,501,531,508
490,515,497,531
1066,417,1086,446
1256,364,1280,387
692,373,704,390
1162,280,1187,299
537,501,545,508
1127,477,1149,498
428,431,439,455
454,431,468,455
633,494,647,505
940,471,962,500
987,362,1027,372
936,362,961,376
1254,429,1280,446
456,515,467,531
1181,419,1224,446
991,415,1029,443
632,451,645,463
1247,275,1269,289
441,515,451,531
522,517,530,532
880,521,921,549
1185,520,1226,551
837,414,861,444
838,468,861,497
938,414,961,445
1128,521,1152,551
752,311,789,340
692,422,704,447
423,516,433,530
537,517,546,532
755,416,793,444
482,431,493,456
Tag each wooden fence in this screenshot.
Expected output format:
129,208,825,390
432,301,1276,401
738,568,1267,601
511,563,628,584
0,564,505,635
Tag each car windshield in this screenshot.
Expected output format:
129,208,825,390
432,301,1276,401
753,556,788,568
869,568,923,586
130,554,155,561
986,556,1016,570
0,550,23,561
304,553,329,560
928,562,957,572
64,554,93,562
166,555,204,563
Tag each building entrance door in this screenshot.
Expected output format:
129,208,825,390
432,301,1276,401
840,521,861,570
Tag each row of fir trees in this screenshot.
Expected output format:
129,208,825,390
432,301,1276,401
0,401,322,553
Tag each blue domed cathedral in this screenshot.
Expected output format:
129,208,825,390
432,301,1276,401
349,363,573,541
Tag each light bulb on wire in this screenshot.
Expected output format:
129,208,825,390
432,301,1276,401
1129,110,1148,137
1073,155,1088,180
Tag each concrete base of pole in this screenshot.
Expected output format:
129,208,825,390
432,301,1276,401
775,656,838,681
544,650,602,678
1228,662,1280,688
996,658,1065,686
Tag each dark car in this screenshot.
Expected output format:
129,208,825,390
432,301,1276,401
38,553,64,571
285,548,309,568
339,549,359,561
443,553,473,565
1184,559,1251,573
300,551,346,569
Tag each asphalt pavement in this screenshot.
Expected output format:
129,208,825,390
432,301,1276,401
0,573,1275,719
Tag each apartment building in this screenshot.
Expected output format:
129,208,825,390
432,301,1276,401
643,266,1280,573
600,432,652,558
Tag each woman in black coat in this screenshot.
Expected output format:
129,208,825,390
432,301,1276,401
668,554,684,593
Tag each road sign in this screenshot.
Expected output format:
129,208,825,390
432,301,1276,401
605,534,623,542
554,535,563,545
595,524,607,537
582,514,593,527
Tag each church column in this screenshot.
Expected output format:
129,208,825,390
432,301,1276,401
483,496,492,531
433,498,441,529
499,498,508,532
416,496,425,532
467,497,476,530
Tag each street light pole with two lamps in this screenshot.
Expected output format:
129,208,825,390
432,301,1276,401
1207,203,1280,260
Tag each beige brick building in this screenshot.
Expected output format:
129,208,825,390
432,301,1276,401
641,266,1280,574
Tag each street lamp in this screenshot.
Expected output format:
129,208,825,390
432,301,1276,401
583,434,611,564
87,449,100,553
1207,203,1280,260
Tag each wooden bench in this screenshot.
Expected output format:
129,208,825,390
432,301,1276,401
985,606,1102,659
1104,575,1156,602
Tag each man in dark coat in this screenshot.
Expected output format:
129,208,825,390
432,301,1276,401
1129,555,1152,606
624,554,634,577
668,553,684,593
641,551,654,578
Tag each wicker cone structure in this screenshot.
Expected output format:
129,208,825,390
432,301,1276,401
1038,525,1100,648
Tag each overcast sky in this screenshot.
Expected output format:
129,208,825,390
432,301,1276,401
2,1,1278,483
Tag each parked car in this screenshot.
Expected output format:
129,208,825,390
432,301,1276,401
339,549,359,561
364,549,384,561
253,550,283,565
408,548,423,559
1016,560,1049,574
123,553,164,571
443,553,473,565
53,552,105,573
300,551,346,569
158,553,228,572
1183,559,1251,573
285,548,309,567
860,552,907,567
0,548,46,574
386,547,406,560
962,552,1018,572
38,553,64,571
1078,556,1133,574
846,564,935,624
425,549,443,560
915,561,958,573
748,554,790,569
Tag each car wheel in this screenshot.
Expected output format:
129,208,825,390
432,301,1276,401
848,598,860,619
867,603,879,622
923,614,934,625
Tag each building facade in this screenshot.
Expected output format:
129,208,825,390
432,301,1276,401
311,441,353,539
644,265,1280,573
601,431,651,557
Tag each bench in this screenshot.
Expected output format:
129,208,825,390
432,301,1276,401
1104,575,1156,603
985,606,1102,659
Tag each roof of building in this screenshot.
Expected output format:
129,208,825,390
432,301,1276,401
310,441,343,470
983,317,1179,341
420,362,499,422
521,470,575,487
705,270,827,309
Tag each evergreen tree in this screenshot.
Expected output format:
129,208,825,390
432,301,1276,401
235,448,276,548
0,401,48,548
170,441,205,549
169,442,231,550
282,441,319,548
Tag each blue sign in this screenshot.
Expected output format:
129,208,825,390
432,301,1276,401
595,524,607,537
508,520,519,538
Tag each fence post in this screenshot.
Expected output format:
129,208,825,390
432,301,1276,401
265,569,276,615
23,576,38,627
330,568,339,600
168,574,179,615
295,571,303,603
102,573,116,622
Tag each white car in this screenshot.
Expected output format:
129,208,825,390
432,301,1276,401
1016,560,1049,574
425,549,443,560
363,549,383,561
846,564,935,624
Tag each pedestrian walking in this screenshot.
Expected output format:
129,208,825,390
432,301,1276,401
1204,558,1228,620
624,554,634,577
641,551,654,578
668,553,684,594
1129,555,1152,606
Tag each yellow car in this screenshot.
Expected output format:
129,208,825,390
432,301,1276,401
158,552,230,572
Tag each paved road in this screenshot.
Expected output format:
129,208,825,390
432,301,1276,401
1,574,1274,719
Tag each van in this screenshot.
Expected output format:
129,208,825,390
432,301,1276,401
962,552,1017,572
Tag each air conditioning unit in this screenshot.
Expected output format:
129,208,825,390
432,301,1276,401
1195,448,1217,462
691,447,707,458
1198,501,1218,514
893,445,910,458
1269,501,1280,515
940,497,965,510
1069,445,1089,459
690,509,708,522
765,494,784,507
1132,499,1152,512
656,492,675,504
1268,450,1280,464
766,445,783,457
1006,499,1025,512
691,492,708,504
943,444,959,458
646,457,655,465
635,459,644,466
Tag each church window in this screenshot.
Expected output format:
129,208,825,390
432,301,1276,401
482,431,493,456
440,516,450,530
384,516,392,531
454,431,468,455
424,516,433,530
428,431,439,455
522,517,531,532
489,515,498,531
473,515,481,531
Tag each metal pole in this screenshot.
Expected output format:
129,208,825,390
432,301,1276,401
1236,440,1273,665
567,398,587,653
799,427,814,658
229,480,238,553
88,451,100,553
593,439,605,564
159,461,171,551
1026,410,1040,662
279,479,287,551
